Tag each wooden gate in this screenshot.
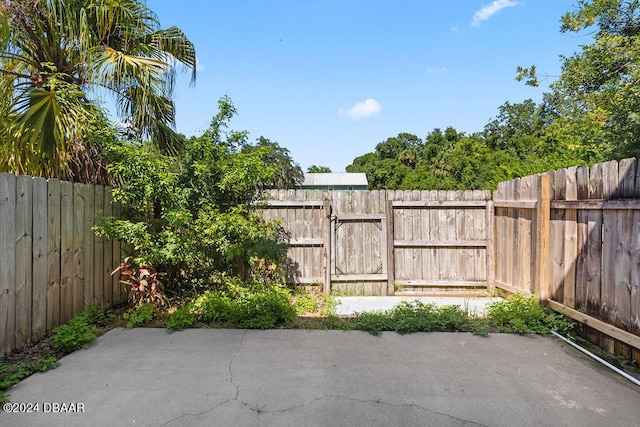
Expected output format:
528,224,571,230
262,189,493,296
331,210,391,295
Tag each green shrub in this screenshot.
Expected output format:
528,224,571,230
193,283,296,329
167,306,196,332
355,311,395,336
123,303,155,328
487,293,574,335
194,290,234,322
355,301,485,335
292,292,318,315
232,285,296,329
74,305,107,325
434,304,472,331
95,98,292,289
389,301,440,334
50,316,99,353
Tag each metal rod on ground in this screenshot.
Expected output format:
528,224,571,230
550,331,640,387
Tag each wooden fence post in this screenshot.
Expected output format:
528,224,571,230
535,174,551,302
323,199,331,295
486,200,495,293
386,199,395,296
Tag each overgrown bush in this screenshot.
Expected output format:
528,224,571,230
233,285,296,329
95,97,292,290
486,293,574,335
190,282,296,329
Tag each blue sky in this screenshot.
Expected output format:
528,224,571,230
149,1,589,172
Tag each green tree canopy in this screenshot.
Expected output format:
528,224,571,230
242,137,303,189
518,0,640,160
0,0,196,181
307,165,332,173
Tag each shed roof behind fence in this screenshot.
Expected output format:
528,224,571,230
302,173,368,187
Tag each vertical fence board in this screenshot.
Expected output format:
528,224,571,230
486,198,495,290
46,179,61,332
59,181,74,323
601,161,619,323
72,183,85,316
103,188,114,308
0,175,16,352
504,181,515,290
112,200,123,305
385,199,394,295
513,178,524,290
323,199,331,294
535,175,551,300
83,184,95,308
563,167,578,309
584,163,603,316
14,176,32,348
403,191,414,282
31,177,47,341
419,192,430,285
575,165,590,312
93,185,104,306
550,169,566,301
394,194,405,284
494,184,505,288
631,212,640,336
0,174,16,355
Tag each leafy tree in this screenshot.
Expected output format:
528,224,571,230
241,137,303,189
518,0,640,160
307,165,332,173
0,0,196,181
96,98,288,287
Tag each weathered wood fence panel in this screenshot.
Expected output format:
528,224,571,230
494,158,640,359
0,174,122,356
262,189,493,296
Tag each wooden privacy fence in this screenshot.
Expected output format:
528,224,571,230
262,189,493,296
0,173,123,355
494,158,640,359
3,158,640,359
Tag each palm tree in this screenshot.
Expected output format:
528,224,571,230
0,0,196,181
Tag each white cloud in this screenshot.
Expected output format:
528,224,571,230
340,98,382,120
471,0,519,27
426,67,447,74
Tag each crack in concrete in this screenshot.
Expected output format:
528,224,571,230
161,331,486,426
228,330,247,400
158,331,249,426
240,394,489,426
